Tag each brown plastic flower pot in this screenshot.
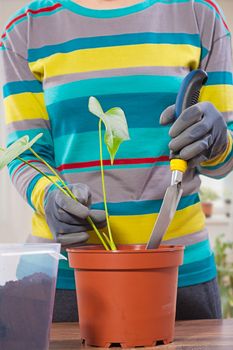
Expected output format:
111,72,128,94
67,244,184,348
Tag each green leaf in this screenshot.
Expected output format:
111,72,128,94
88,97,130,164
0,133,43,170
88,96,105,118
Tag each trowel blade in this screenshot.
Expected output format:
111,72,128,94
146,184,183,249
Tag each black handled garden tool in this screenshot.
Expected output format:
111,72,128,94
146,69,208,249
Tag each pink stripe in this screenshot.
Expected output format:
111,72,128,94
57,156,170,171
204,0,229,31
12,159,41,182
1,3,62,39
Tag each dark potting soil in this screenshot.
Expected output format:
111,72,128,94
0,272,56,350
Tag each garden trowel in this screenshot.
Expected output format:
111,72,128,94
146,69,208,249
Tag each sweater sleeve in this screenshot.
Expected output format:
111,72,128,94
0,37,61,215
193,0,233,178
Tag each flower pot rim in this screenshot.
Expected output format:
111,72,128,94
67,244,184,254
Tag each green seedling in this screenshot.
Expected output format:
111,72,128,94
88,97,130,250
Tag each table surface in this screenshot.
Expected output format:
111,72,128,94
49,319,233,350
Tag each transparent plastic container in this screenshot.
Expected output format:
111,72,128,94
0,243,65,350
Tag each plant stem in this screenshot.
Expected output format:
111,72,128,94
17,155,109,250
87,217,110,251
29,147,76,201
17,156,69,198
102,231,113,249
98,120,116,250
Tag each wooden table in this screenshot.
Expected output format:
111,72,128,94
50,319,233,349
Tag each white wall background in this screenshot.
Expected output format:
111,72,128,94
0,0,233,244
0,0,33,244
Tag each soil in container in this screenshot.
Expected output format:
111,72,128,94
0,272,56,350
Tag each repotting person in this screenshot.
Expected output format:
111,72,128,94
1,0,232,322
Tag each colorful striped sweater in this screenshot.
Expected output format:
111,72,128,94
1,0,233,289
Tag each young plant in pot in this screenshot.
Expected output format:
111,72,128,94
0,97,184,348
67,97,184,348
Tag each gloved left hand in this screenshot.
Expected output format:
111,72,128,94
160,102,229,167
44,183,106,246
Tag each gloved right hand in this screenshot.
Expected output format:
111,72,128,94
44,183,107,246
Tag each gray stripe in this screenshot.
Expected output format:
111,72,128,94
224,112,233,123
13,163,58,201
194,1,228,50
2,1,225,64
25,3,199,49
199,156,233,178
201,35,232,71
14,169,36,200
6,119,51,133
2,19,28,59
26,227,209,247
163,228,209,246
0,49,34,84
44,66,190,88
63,166,201,203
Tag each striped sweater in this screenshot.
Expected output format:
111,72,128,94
1,0,233,289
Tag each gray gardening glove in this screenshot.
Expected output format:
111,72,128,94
44,183,106,246
160,102,228,167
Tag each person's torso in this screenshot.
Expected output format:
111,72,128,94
24,0,205,244
3,0,219,288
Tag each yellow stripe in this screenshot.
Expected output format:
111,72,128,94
31,175,60,215
29,44,201,80
201,131,233,167
4,92,48,124
200,85,233,113
31,201,205,242
87,202,205,244
32,212,53,240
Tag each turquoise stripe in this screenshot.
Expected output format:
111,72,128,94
57,246,216,290
8,158,22,178
7,129,55,169
57,251,75,289
60,0,190,19
201,46,209,61
26,173,42,210
60,0,228,20
28,32,200,62
48,92,177,137
206,71,233,86
60,161,170,174
3,80,43,98
7,128,53,149
0,44,6,51
91,193,200,215
54,128,170,165
178,254,217,287
56,268,75,290
45,75,182,105
182,239,212,265
227,121,233,132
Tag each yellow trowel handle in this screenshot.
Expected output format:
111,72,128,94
170,159,188,173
